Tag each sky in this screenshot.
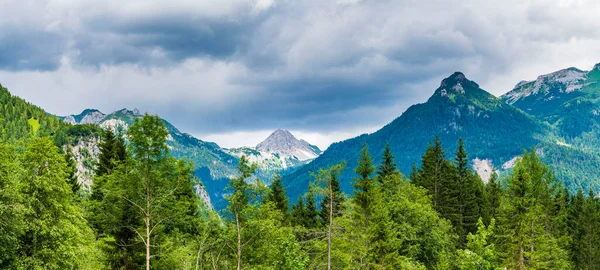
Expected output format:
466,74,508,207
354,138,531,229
1,0,600,149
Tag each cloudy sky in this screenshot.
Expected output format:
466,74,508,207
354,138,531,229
1,0,599,149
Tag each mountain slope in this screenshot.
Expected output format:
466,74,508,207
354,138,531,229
284,72,553,200
0,84,65,141
63,110,322,209
225,129,322,172
502,63,600,138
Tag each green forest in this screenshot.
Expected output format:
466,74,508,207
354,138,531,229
1,111,599,269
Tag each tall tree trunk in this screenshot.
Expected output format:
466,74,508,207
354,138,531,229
236,211,242,270
146,180,151,270
519,243,524,270
327,181,333,270
146,216,151,270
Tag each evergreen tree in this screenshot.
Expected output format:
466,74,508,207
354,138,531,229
376,143,398,182
95,128,117,177
485,170,502,223
351,144,376,268
319,163,346,225
304,190,320,229
408,163,419,184
415,136,455,211
265,172,289,219
453,138,480,246
64,147,80,195
290,197,306,227
496,150,570,269
313,163,346,270
352,143,376,223
571,189,600,269
568,188,584,263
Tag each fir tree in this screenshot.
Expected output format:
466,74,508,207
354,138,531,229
453,138,480,246
305,190,320,229
290,197,306,226
352,143,376,222
485,170,502,223
95,128,117,176
415,136,455,211
319,163,346,225
266,172,289,219
351,144,376,268
64,147,80,195
497,150,570,269
376,143,398,182
571,189,600,269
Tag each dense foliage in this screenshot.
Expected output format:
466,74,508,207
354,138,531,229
3,105,600,268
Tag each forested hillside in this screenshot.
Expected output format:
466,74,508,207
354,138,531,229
285,71,600,201
2,112,599,268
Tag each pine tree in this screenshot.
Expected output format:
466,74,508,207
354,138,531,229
64,147,80,195
408,163,418,184
415,136,454,211
376,143,398,182
453,138,480,246
290,197,306,227
95,128,117,176
352,143,376,222
313,163,346,270
319,164,346,225
485,170,502,223
497,150,570,269
571,189,600,269
305,190,320,229
266,172,289,219
351,144,376,268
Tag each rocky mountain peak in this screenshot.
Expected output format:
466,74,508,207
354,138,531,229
502,67,588,105
434,72,482,99
256,129,322,161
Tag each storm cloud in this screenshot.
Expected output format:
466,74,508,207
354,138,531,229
1,0,600,148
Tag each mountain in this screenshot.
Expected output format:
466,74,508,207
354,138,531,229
502,64,600,138
0,84,65,141
283,71,600,201
226,129,321,170
62,110,322,209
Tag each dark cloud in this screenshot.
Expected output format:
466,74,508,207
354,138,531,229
0,28,65,71
2,0,600,147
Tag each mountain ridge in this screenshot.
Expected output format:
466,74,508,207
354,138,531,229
283,70,595,201
61,109,323,209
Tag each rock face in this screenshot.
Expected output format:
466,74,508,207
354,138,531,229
66,137,101,191
79,110,106,124
472,158,495,183
256,129,322,161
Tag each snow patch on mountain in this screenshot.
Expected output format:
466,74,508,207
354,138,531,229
256,129,321,161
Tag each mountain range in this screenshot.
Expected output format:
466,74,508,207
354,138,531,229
3,62,600,210
60,109,321,209
284,65,600,201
